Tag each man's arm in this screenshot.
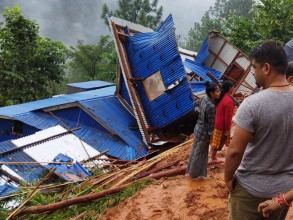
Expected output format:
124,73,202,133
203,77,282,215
224,125,252,191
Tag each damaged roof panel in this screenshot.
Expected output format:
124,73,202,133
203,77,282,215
79,96,147,159
110,14,195,143
11,126,101,162
0,141,47,182
1,97,147,160
193,31,256,95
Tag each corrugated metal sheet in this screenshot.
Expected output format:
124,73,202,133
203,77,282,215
0,126,109,183
0,144,47,182
6,103,145,160
184,59,221,81
14,111,59,130
209,36,225,55
0,184,18,197
119,75,132,107
0,86,115,118
67,80,114,89
51,107,146,159
124,15,195,128
194,37,208,65
219,43,238,65
109,16,154,33
79,96,147,159
11,126,102,162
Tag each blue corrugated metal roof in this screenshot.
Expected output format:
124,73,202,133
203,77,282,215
0,141,48,182
0,86,115,118
6,99,146,160
67,80,114,89
0,184,18,197
124,14,195,128
119,75,132,107
194,37,209,65
79,96,147,159
14,111,60,130
184,58,222,82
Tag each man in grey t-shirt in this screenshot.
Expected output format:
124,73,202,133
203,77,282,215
224,41,293,220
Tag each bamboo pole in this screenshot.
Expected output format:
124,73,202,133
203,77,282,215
16,166,187,215
80,150,109,163
6,168,56,220
135,160,180,179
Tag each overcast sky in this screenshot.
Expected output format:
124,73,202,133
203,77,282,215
0,0,216,46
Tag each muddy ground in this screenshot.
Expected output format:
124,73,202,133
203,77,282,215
97,138,293,220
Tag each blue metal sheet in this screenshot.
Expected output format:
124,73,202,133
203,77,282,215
14,111,60,130
0,140,17,153
0,143,48,182
194,37,209,65
190,81,207,93
9,106,146,160
46,153,91,182
119,75,132,107
0,86,115,118
184,58,222,81
67,80,114,89
79,96,147,159
124,15,195,128
0,184,18,197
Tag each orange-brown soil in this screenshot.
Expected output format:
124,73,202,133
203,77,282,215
97,139,293,220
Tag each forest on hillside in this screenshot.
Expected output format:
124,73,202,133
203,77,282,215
0,0,292,106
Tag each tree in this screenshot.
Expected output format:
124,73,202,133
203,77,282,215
0,5,68,106
184,0,254,51
222,0,293,54
68,35,117,83
102,0,163,29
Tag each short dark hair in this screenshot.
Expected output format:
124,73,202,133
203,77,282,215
204,81,218,98
250,41,288,74
287,61,293,78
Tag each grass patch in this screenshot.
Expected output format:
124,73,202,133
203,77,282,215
4,179,155,220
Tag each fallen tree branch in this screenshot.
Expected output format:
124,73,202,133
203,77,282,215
16,166,187,216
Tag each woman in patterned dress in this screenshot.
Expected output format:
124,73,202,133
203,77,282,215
187,82,220,179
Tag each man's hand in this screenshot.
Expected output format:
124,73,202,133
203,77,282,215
258,200,280,218
226,177,234,193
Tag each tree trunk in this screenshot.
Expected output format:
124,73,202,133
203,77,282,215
16,166,187,216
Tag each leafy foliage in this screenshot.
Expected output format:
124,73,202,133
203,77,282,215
102,0,163,29
184,0,254,51
222,0,293,54
68,35,117,83
0,5,68,106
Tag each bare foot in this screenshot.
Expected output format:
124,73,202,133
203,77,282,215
208,158,224,165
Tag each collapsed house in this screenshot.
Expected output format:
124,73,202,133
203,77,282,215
108,15,255,145
0,15,256,196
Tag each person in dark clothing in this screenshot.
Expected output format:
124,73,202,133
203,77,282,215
187,81,220,179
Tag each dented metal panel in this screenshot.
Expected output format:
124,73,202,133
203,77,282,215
109,15,195,143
